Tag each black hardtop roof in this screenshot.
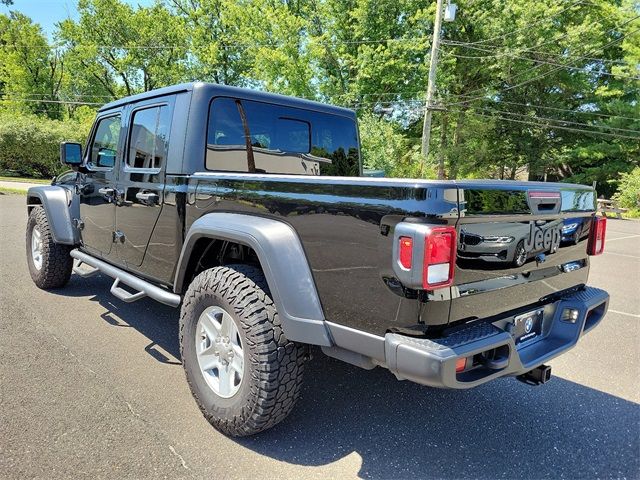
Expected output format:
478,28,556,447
98,82,355,118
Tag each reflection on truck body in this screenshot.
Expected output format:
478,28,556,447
458,220,563,267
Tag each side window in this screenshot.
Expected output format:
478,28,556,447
205,97,360,176
89,115,121,168
127,105,170,171
205,98,247,173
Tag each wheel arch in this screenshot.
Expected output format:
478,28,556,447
27,186,79,245
174,213,332,346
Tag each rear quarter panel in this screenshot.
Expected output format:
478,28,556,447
186,174,459,336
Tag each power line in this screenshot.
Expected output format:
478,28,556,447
442,40,630,65
5,92,638,126
442,95,640,121
11,90,640,121
0,97,102,106
441,41,639,79
400,101,640,135
351,97,640,126
472,107,640,134
6,92,116,99
0,36,432,51
447,19,640,107
447,15,640,102
3,96,637,141
442,47,640,80
466,110,640,140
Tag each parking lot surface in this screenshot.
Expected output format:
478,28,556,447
1,194,638,479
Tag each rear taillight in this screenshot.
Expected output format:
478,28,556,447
423,226,456,289
587,216,606,255
398,237,413,269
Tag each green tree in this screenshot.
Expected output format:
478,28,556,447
1,0,638,188
430,0,639,188
0,12,64,119
612,167,640,211
58,0,189,98
165,0,254,86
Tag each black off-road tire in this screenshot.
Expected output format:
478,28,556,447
180,264,307,437
26,206,73,289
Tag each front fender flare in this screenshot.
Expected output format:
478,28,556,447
174,213,332,347
26,186,79,245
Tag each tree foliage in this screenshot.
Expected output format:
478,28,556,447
0,12,64,119
0,0,637,194
613,166,640,209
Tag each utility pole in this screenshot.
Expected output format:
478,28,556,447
420,0,445,178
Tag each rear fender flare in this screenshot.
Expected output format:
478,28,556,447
174,213,332,346
26,186,79,245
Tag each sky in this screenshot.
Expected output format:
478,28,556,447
1,0,155,39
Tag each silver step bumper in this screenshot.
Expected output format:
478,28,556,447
384,287,609,388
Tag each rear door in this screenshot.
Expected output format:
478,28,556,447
114,98,173,268
450,182,595,324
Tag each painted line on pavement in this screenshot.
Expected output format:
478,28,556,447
608,309,640,318
603,251,640,259
606,234,640,242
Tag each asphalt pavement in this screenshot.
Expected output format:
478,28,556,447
0,194,638,479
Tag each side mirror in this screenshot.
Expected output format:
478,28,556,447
60,142,83,167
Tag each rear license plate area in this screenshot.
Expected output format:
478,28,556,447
509,309,543,345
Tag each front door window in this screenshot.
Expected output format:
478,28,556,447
89,116,121,169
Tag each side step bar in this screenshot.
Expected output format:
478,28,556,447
70,249,181,307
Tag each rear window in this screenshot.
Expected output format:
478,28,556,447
206,97,360,176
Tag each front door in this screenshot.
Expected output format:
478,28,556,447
115,102,172,268
79,113,122,257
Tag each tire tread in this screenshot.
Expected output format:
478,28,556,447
180,264,306,437
26,206,73,289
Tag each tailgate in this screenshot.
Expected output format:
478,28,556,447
450,182,596,325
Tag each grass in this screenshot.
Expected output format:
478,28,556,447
0,175,50,184
622,208,640,219
0,186,27,195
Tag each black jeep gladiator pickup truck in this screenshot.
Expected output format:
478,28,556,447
26,82,609,436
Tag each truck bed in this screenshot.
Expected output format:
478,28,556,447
145,173,596,337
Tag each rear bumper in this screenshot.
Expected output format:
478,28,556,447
384,286,609,389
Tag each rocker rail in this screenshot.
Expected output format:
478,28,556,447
70,249,182,307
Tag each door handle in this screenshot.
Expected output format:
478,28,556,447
135,192,159,205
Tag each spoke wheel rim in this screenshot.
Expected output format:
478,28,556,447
31,226,43,270
195,306,244,398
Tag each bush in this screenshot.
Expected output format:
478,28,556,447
0,112,93,178
613,167,640,209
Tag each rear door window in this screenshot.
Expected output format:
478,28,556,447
127,105,171,171
206,97,359,176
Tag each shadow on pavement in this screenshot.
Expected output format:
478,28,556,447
55,273,639,479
